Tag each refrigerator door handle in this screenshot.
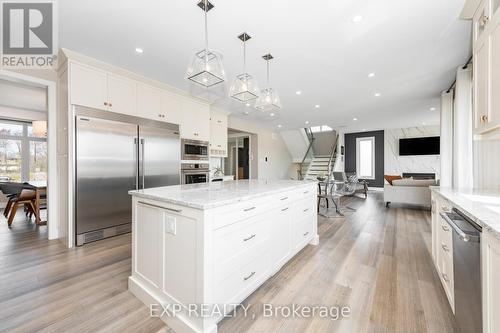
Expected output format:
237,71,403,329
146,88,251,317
141,138,145,189
134,138,139,190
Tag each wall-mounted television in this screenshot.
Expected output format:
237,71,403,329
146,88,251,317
399,136,440,156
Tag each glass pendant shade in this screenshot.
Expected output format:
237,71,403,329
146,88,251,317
186,49,226,87
255,87,282,112
255,53,281,112
230,32,260,103
185,0,226,88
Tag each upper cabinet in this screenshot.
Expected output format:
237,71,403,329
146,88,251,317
137,83,163,121
67,59,212,135
107,74,137,116
180,99,210,142
70,63,108,110
468,0,500,135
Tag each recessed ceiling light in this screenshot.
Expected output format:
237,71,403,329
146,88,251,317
278,124,282,128
374,92,381,97
315,105,320,108
353,117,358,121
305,121,310,125
368,72,375,78
270,113,275,117
244,111,249,115
135,48,144,54
430,107,436,111
245,103,251,107
422,122,427,126
352,15,363,23
296,90,302,95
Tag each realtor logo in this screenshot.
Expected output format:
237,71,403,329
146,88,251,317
1,0,57,68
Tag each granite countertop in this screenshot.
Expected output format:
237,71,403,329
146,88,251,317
129,179,317,210
431,187,500,239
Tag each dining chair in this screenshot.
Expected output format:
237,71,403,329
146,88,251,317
6,189,38,226
0,182,24,218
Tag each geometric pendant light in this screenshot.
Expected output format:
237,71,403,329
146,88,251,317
254,53,282,112
185,0,226,87
229,32,260,102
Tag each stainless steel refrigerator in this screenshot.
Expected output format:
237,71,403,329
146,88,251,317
75,108,180,246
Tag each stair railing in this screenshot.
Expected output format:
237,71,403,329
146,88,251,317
326,134,339,179
298,129,315,180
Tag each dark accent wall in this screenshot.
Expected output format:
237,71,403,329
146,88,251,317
345,130,385,187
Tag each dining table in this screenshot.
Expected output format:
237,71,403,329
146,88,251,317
25,180,47,225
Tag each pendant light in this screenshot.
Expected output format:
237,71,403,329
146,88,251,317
185,0,226,87
255,54,282,112
229,32,260,103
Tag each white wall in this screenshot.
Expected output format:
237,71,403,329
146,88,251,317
385,126,441,179
474,140,500,189
228,116,293,180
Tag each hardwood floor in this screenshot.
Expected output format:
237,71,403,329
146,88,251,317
0,192,456,333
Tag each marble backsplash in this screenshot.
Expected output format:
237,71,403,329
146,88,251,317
384,126,441,180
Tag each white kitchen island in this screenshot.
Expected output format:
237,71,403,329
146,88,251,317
128,180,318,333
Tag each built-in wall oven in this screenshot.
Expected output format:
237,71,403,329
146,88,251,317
181,139,209,161
181,163,210,184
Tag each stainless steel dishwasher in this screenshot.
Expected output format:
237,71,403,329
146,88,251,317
441,208,482,333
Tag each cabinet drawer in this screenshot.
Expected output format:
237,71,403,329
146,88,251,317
214,251,269,304
214,215,268,264
211,199,272,230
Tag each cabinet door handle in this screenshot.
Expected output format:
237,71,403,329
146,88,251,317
243,234,256,242
243,271,255,281
104,102,108,106
441,243,449,252
280,197,288,201
480,15,489,27
442,273,450,282
281,207,289,212
303,191,309,194
303,208,309,212
109,103,112,107
217,120,222,123
441,225,449,232
481,115,488,122
303,231,309,237
243,207,256,212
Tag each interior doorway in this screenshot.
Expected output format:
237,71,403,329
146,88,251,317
225,129,251,180
0,70,57,240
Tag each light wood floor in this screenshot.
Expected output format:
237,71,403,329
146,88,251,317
0,193,456,333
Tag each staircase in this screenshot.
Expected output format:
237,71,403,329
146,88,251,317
304,155,331,180
298,133,339,181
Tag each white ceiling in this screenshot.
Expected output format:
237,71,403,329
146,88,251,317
59,0,471,131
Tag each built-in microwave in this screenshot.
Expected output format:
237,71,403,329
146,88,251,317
181,139,209,161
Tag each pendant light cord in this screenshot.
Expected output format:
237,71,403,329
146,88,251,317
204,1,209,66
266,59,270,85
243,38,246,73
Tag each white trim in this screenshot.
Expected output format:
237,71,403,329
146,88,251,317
0,70,58,240
356,136,375,180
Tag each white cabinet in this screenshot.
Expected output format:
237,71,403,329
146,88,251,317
134,202,163,289
180,100,210,141
70,62,108,110
107,74,137,116
467,0,500,135
272,205,292,270
482,230,500,333
161,91,182,125
431,192,454,312
209,109,228,157
137,83,164,121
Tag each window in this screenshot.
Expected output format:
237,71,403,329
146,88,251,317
310,125,333,133
0,120,47,182
356,136,375,179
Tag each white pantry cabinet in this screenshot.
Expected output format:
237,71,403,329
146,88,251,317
107,74,137,116
180,99,210,141
209,109,228,157
137,83,164,121
70,62,108,110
